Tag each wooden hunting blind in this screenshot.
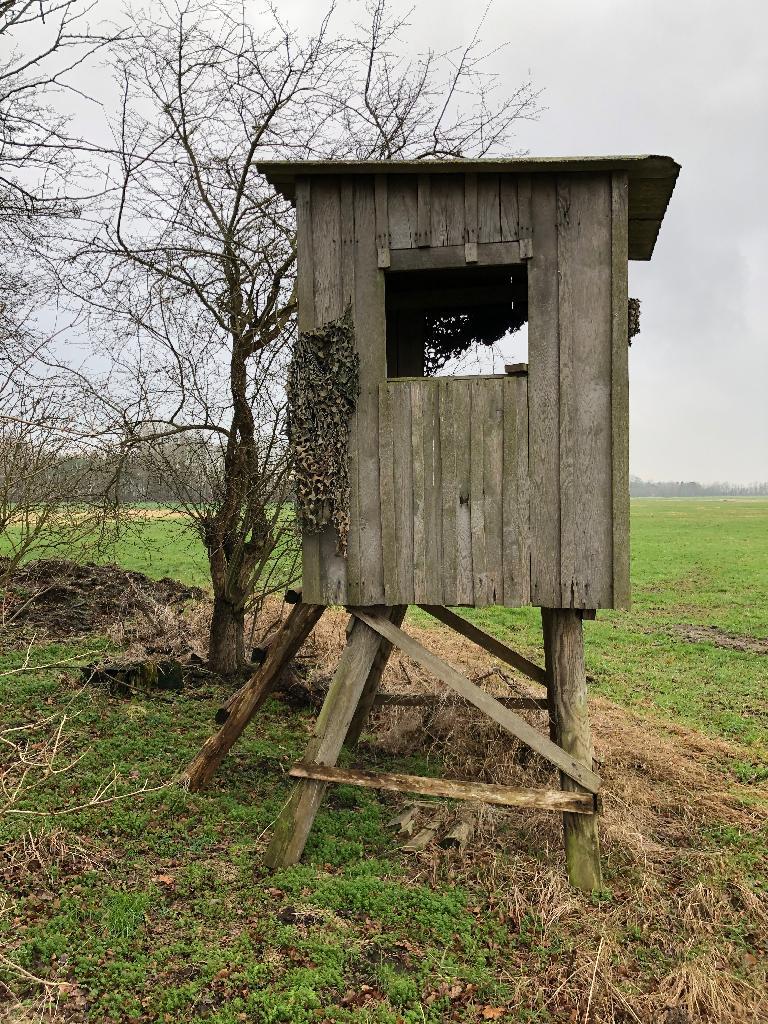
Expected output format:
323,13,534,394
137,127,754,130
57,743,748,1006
184,155,679,890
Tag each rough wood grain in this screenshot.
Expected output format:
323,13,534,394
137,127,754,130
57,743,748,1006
470,380,487,604
502,376,530,604
389,242,521,272
388,175,418,248
545,609,603,890
528,175,561,607
351,609,601,792
410,381,427,602
477,173,501,243
184,602,325,791
345,605,407,747
352,179,386,603
288,764,595,813
518,174,533,258
264,610,390,867
311,177,348,603
392,381,415,603
417,173,431,247
483,378,504,604
464,172,478,263
430,174,464,246
557,174,613,609
378,384,397,603
374,173,390,267
455,379,474,605
439,379,458,606
499,175,519,241
611,172,631,609
295,178,322,602
417,604,546,685
423,380,442,603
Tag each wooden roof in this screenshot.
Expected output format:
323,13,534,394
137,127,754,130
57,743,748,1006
257,155,680,261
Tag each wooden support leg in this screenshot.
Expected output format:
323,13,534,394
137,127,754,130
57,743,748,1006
182,602,325,792
265,609,390,868
344,605,407,749
541,609,559,743
545,609,602,892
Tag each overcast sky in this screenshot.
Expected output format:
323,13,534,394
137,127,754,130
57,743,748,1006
281,0,768,483
27,0,767,483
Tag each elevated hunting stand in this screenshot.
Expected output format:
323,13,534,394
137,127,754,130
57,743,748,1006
184,155,679,890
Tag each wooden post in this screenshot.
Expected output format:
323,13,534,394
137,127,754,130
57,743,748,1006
344,605,407,748
182,602,324,792
544,609,602,892
541,609,559,743
265,610,390,868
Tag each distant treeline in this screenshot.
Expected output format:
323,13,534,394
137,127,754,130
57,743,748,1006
630,477,768,497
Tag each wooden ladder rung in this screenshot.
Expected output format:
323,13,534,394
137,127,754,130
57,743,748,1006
288,765,595,814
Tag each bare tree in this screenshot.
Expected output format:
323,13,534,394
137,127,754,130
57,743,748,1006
63,0,539,675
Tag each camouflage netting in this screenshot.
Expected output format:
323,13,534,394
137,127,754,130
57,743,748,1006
628,296,641,344
287,306,359,555
423,303,527,376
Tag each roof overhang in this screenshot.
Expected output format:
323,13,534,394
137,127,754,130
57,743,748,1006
257,155,680,261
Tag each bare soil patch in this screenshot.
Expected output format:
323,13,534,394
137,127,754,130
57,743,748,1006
673,623,768,654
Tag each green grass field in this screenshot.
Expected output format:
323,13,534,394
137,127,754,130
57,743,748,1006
1,499,766,1022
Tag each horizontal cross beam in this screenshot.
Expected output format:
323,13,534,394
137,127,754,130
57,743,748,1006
350,608,601,794
288,764,594,814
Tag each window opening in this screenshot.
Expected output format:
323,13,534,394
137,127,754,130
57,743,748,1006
385,263,528,378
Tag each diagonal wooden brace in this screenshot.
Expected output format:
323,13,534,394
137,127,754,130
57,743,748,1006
351,608,600,794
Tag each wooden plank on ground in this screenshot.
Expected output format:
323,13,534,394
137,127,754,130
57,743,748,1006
611,171,631,609
417,604,546,685
373,692,547,711
351,609,601,793
288,765,595,814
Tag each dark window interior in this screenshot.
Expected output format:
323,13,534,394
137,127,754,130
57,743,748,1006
385,263,528,378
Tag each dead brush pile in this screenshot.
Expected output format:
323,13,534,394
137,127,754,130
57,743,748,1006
301,608,768,1024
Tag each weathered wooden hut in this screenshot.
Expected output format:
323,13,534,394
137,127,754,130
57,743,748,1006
184,155,680,889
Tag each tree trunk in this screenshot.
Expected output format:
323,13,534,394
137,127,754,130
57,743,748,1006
208,595,246,676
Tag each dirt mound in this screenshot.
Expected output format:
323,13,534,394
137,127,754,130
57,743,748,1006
2,559,204,637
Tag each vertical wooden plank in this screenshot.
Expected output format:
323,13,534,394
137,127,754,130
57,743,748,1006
430,175,464,247
295,177,322,603
557,174,613,609
422,382,442,603
470,379,487,605
518,174,533,258
311,177,348,604
464,172,478,263
388,175,418,249
374,173,390,268
341,178,360,604
515,376,531,604
411,381,427,602
439,379,458,606
499,175,519,241
528,175,561,607
483,378,504,604
455,380,473,605
378,383,397,604
477,173,501,243
417,174,432,247
501,375,531,606
353,178,386,604
611,172,630,610
393,382,415,603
